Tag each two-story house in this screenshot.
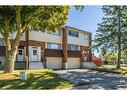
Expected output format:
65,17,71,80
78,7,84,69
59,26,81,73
0,26,92,70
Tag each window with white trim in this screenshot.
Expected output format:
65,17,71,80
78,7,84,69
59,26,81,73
68,44,79,51
47,43,61,49
68,30,79,37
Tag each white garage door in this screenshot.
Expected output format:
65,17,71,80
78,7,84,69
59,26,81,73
46,57,62,69
67,58,80,69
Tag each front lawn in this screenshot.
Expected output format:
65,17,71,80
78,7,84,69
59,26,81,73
96,65,127,75
0,70,73,89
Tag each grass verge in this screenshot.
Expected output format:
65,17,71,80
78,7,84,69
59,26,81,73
96,65,127,75
0,69,73,89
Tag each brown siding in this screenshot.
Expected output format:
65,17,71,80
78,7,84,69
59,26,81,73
45,49,63,57
67,50,80,57
0,46,5,56
19,40,45,47
62,27,68,69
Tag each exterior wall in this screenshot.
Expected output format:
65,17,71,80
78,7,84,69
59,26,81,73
29,30,62,44
67,50,80,57
68,32,89,46
45,49,63,57
62,27,68,69
0,26,92,70
46,57,62,69
66,26,91,47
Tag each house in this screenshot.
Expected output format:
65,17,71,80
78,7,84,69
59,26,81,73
0,26,92,70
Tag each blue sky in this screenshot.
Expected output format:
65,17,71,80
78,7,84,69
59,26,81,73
66,6,104,56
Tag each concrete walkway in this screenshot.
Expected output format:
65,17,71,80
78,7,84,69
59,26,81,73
55,69,127,89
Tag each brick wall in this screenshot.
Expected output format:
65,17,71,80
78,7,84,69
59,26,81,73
62,27,68,69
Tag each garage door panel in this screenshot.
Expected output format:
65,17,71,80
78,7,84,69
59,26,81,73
46,57,62,69
67,58,80,69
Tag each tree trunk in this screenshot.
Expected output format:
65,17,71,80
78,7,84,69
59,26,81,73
116,6,121,69
3,6,26,73
4,49,17,73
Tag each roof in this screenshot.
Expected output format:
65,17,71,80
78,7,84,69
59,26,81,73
64,25,92,34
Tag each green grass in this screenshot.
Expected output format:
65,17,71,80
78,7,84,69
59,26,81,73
97,65,127,74
0,70,73,89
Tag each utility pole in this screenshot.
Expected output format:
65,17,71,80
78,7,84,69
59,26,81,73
117,6,121,68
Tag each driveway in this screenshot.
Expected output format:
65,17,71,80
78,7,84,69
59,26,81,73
55,69,127,89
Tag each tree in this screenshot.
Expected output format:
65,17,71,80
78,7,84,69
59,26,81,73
121,49,127,62
94,6,127,68
0,6,71,73
0,6,84,73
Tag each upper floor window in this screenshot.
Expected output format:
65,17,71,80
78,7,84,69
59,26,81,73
84,34,89,46
68,30,79,37
47,43,61,50
84,34,89,40
68,44,79,51
47,30,61,36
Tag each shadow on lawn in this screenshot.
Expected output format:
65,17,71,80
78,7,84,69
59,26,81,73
0,71,72,89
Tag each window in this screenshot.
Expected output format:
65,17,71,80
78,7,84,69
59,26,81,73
68,44,79,51
18,50,23,55
48,30,61,36
84,34,89,46
33,50,37,55
68,30,79,37
84,34,89,40
47,43,61,49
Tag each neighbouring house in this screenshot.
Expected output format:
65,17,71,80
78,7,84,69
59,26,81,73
0,26,93,70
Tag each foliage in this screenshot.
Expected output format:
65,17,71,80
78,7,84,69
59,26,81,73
0,6,70,36
97,65,127,75
0,6,70,73
101,52,117,62
94,6,127,54
121,49,127,62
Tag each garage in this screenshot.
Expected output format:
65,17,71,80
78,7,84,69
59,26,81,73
46,57,62,69
67,58,80,69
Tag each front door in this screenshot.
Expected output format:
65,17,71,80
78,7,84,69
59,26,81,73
17,49,24,61
32,47,38,61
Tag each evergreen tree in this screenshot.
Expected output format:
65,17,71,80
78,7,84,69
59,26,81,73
94,6,127,68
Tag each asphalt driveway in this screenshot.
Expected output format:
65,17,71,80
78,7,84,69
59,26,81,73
55,69,127,89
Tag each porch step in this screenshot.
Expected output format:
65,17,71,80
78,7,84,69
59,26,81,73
82,62,96,69
29,61,44,70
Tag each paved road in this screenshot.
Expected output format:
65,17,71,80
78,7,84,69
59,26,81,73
55,69,127,89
